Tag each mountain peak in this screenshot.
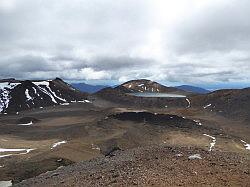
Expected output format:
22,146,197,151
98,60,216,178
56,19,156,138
119,79,183,94
0,78,88,114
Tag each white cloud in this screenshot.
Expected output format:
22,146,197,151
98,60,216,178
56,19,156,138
0,0,17,11
0,0,249,86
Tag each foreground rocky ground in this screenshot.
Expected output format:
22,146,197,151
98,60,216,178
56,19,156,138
15,145,250,187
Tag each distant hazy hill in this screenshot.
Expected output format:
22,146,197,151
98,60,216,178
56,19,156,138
176,85,210,94
71,83,108,93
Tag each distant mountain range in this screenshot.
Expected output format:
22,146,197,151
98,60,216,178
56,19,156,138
3,78,249,121
71,81,210,94
176,85,210,94
71,83,107,93
0,78,88,114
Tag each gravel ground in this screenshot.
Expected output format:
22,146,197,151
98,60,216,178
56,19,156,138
15,145,250,187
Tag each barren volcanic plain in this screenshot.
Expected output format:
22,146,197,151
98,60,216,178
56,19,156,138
0,79,249,186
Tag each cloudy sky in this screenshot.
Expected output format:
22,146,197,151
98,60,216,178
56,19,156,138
0,0,249,88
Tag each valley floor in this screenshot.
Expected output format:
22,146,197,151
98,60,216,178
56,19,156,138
0,96,249,186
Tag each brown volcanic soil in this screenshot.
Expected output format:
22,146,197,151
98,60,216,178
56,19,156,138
15,145,250,187
190,87,250,122
0,94,250,186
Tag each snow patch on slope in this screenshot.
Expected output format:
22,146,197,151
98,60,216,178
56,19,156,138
186,98,191,108
25,89,33,101
51,141,67,149
240,140,250,150
34,81,58,103
34,81,68,103
18,121,33,126
188,154,202,160
91,143,100,151
0,148,34,158
193,119,202,126
60,103,70,106
203,104,211,109
0,83,21,113
203,134,216,151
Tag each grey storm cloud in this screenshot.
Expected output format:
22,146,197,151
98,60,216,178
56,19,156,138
0,0,249,85
90,56,155,71
0,55,51,78
170,0,250,54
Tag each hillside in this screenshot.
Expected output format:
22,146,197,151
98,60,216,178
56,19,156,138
191,87,250,120
119,79,185,94
94,79,192,108
0,78,88,114
95,81,250,122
